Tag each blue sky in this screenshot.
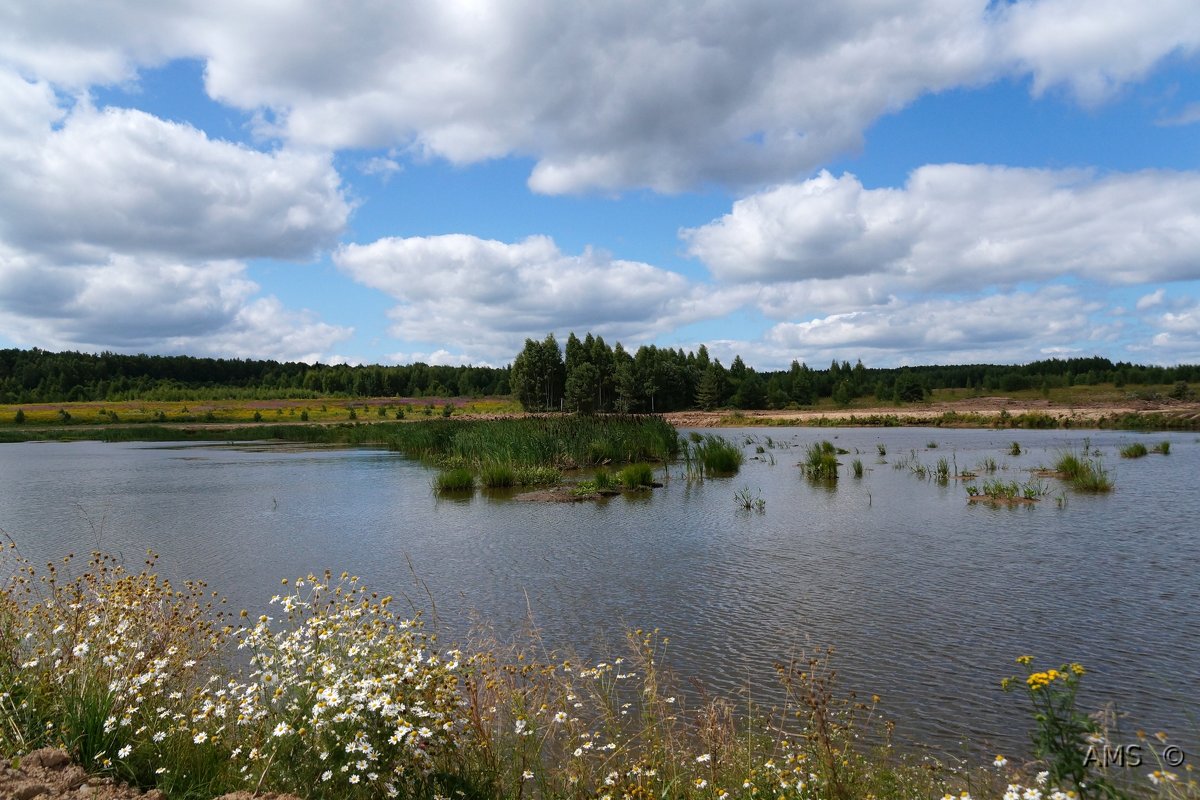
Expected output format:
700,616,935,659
1,1,1199,370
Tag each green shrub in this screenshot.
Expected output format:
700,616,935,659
1010,441,1021,456
13,409,24,424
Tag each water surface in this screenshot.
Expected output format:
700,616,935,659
2,427,1196,758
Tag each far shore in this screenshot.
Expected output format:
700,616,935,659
661,395,1200,429
2,394,1200,437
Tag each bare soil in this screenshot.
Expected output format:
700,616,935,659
662,396,1200,428
0,749,305,800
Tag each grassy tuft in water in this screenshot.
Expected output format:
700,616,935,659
434,467,475,492
1054,447,1115,493
1153,440,1170,455
804,440,839,480
1119,442,1148,459
617,462,656,488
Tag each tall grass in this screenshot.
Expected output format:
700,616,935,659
434,466,475,492
617,462,656,488
696,434,744,475
1054,448,1115,493
804,440,839,480
1119,442,1148,458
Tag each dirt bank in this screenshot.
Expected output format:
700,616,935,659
663,396,1200,428
0,749,304,800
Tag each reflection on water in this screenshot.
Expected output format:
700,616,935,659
1,428,1197,757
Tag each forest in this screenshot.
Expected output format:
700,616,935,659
2,337,1197,411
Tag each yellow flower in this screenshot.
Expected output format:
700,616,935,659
1016,655,1033,666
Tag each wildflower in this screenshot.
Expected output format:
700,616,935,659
117,745,132,759
193,732,208,744
554,711,567,723
994,755,1008,767
514,718,527,734
272,722,292,737
321,770,332,781
1036,772,1049,785
349,774,360,784
695,778,708,789
522,770,534,780
697,753,712,763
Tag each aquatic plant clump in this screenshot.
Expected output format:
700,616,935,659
803,440,839,480
434,467,475,492
1053,448,1114,493
617,462,656,489
1120,442,1149,459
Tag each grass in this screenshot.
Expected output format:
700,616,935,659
1053,446,1115,493
803,440,839,480
851,458,864,478
733,486,766,511
434,467,475,492
1153,440,1171,455
3,544,1188,800
1120,442,1149,458
617,462,656,489
681,433,745,478
479,460,517,488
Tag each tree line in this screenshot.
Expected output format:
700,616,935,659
2,341,1197,409
510,332,1197,412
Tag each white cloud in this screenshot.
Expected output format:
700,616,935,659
696,287,1106,369
335,234,747,361
0,248,351,362
6,1,1197,194
1136,289,1165,310
685,165,1200,290
0,92,349,262
1157,101,1200,127
0,68,352,360
997,0,1200,105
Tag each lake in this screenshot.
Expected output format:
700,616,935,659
1,426,1196,760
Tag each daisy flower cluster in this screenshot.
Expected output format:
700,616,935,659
213,571,467,798
0,546,229,785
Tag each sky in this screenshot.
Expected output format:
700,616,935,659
1,1,1199,371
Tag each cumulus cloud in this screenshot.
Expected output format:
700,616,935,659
0,95,349,263
696,287,1105,369
0,68,352,360
0,248,352,362
997,0,1200,105
6,1,1198,193
335,234,747,361
684,165,1200,290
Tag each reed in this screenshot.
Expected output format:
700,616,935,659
434,467,475,492
1119,442,1148,459
804,440,839,480
617,462,655,489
